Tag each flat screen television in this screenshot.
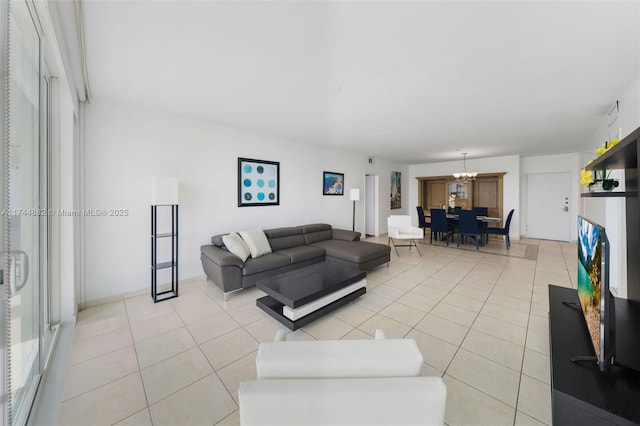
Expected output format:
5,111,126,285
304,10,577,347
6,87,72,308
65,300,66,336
577,215,616,372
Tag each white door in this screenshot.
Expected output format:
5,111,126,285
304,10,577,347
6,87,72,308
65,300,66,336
526,172,571,241
365,175,378,236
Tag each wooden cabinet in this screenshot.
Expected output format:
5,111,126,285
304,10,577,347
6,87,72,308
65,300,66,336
423,179,447,210
473,176,503,219
420,177,472,210
417,173,504,217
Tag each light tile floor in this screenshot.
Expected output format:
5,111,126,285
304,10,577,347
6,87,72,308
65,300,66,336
57,237,577,426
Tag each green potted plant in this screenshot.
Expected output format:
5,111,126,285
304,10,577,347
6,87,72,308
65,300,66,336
580,139,621,192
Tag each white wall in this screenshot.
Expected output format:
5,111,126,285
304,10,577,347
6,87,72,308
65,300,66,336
409,155,520,240
82,70,640,305
616,72,640,141
83,99,407,304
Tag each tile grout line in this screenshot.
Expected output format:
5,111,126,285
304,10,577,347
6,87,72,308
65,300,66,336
122,294,152,425
512,240,556,425
436,253,508,374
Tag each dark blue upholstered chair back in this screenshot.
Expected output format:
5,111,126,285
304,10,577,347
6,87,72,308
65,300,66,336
429,208,453,245
486,209,515,249
416,206,430,229
504,209,514,232
458,210,479,235
457,210,480,249
430,209,449,233
473,207,488,217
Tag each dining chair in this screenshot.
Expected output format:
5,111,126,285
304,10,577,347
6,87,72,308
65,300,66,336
416,206,431,235
429,209,454,245
387,215,423,256
457,210,481,250
485,209,515,249
473,207,489,245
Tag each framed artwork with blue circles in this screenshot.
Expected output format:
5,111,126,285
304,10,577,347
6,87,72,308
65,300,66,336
238,158,280,207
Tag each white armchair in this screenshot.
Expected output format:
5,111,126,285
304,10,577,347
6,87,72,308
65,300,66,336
387,215,424,256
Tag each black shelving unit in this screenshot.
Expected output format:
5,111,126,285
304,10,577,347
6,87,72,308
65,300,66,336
151,205,179,302
581,125,639,301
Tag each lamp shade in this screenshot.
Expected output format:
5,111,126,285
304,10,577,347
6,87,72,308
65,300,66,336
152,177,179,205
350,188,360,201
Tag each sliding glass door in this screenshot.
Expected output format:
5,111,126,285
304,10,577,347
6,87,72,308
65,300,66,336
2,1,58,424
6,1,42,424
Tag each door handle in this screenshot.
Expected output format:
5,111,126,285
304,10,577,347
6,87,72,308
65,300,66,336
1,250,29,296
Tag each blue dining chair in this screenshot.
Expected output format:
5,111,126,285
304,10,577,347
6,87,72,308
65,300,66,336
416,206,431,236
473,207,489,245
430,209,454,245
472,206,488,216
485,209,515,249
457,210,481,250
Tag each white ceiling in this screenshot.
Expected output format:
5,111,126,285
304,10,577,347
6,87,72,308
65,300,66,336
81,0,640,164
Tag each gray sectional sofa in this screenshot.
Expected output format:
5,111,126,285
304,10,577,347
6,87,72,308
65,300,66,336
200,223,391,299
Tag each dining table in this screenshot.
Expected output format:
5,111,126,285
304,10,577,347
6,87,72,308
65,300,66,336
425,213,502,223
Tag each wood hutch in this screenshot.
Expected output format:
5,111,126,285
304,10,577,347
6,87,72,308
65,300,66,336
416,173,505,219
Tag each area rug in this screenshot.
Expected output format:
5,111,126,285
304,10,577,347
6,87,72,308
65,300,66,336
418,237,533,259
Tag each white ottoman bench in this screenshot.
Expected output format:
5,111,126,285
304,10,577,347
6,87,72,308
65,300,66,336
239,330,447,425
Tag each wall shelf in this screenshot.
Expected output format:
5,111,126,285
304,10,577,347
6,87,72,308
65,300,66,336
585,126,639,171
581,191,638,198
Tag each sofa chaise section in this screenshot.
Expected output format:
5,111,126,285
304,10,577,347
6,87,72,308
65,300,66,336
302,224,392,271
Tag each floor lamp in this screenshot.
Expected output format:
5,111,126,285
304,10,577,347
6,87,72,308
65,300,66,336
350,188,360,232
151,177,179,302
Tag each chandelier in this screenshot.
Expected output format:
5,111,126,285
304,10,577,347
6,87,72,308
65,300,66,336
453,153,477,183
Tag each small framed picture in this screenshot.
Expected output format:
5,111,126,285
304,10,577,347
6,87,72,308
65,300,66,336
323,171,344,196
391,171,401,209
238,158,280,207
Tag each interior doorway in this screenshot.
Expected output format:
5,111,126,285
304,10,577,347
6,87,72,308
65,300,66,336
526,172,571,241
365,175,379,237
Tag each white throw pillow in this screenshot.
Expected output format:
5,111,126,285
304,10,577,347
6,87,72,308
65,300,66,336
222,232,251,262
239,228,272,259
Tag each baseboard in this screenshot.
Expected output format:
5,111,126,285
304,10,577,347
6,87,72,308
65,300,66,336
81,275,207,310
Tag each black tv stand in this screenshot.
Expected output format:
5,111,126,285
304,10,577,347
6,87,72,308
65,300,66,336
549,285,640,425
